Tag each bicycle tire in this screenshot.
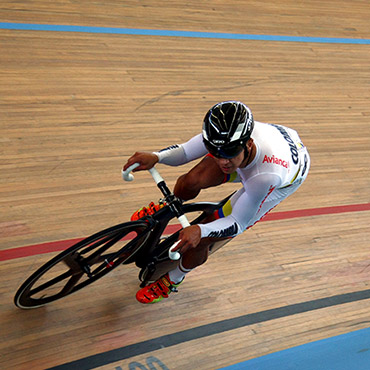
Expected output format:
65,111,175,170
14,221,152,309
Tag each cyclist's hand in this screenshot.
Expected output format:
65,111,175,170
175,225,202,254
123,152,159,172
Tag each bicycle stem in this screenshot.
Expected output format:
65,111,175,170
122,164,190,260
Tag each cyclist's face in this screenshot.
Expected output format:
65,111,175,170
214,139,254,174
214,150,245,173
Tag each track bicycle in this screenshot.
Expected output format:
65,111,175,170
14,164,233,309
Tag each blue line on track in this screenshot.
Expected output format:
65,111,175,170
1,22,370,44
218,327,370,370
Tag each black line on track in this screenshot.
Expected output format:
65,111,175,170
47,288,370,370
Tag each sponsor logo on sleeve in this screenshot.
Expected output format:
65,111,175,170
208,222,238,238
159,144,179,152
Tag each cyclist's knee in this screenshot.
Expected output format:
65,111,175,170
182,242,209,268
174,156,226,201
179,171,202,191
174,172,202,200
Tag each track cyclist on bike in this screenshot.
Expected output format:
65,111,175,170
123,101,310,304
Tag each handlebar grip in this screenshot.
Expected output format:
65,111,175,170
169,240,181,260
168,215,190,260
122,163,140,181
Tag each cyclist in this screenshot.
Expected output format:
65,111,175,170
123,101,310,304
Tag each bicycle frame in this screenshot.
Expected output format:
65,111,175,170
127,197,233,285
122,164,236,285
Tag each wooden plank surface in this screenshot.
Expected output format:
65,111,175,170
0,1,369,369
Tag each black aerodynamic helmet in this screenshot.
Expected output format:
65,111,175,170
202,101,254,158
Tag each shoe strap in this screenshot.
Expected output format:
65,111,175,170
160,275,179,293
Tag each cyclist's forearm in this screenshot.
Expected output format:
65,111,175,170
153,134,208,166
153,144,188,166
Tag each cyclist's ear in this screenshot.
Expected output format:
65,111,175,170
246,138,254,150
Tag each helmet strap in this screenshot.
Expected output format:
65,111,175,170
241,140,253,167
243,143,249,162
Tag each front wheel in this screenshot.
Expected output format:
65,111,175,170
14,221,152,309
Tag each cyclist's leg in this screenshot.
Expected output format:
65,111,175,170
136,233,231,304
173,155,226,201
136,210,232,304
136,158,239,303
181,238,210,269
180,188,244,269
181,235,229,269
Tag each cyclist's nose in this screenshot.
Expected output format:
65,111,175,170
218,158,231,164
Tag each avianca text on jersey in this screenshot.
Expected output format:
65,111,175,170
262,155,289,169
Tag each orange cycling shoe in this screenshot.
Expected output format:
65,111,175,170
136,274,183,304
130,201,166,221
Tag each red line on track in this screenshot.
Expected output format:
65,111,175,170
262,202,370,221
1,203,369,262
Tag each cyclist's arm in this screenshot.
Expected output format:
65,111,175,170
198,173,281,238
123,134,206,171
154,134,207,166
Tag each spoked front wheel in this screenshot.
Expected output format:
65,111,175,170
14,221,152,309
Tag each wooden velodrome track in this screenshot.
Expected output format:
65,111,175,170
1,1,370,369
